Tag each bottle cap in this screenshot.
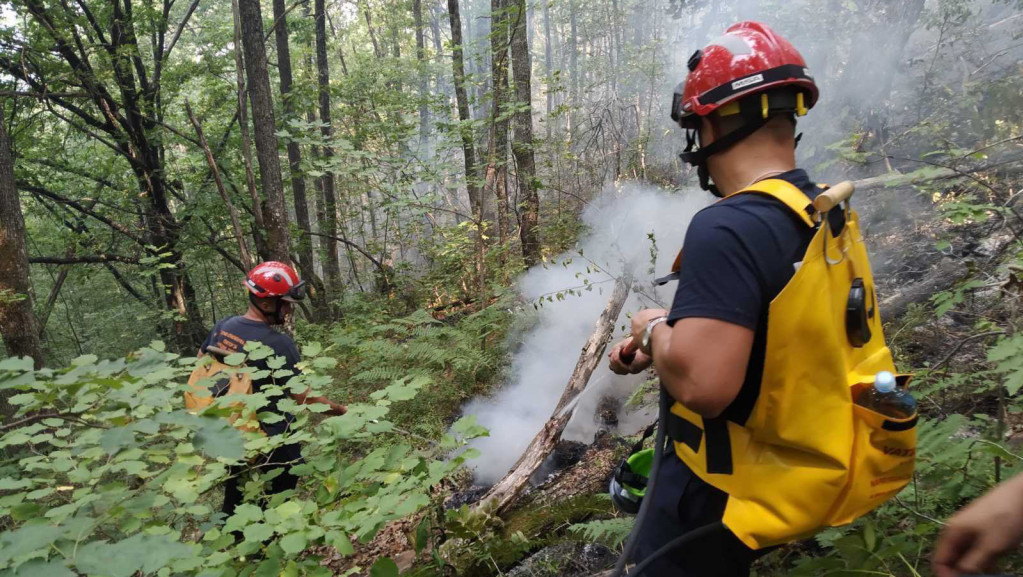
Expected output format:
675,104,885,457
875,371,896,393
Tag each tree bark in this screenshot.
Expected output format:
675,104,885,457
413,0,430,148
447,0,482,217
363,0,383,60
315,0,343,295
231,0,268,261
448,0,487,304
272,0,327,307
510,0,540,267
238,0,292,264
568,0,579,138
0,120,44,373
486,0,511,250
478,273,633,514
543,1,554,141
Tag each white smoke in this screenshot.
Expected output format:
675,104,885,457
463,181,710,485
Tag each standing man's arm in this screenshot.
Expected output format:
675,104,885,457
612,208,762,418
933,473,1023,577
638,314,752,418
281,340,347,416
291,390,347,416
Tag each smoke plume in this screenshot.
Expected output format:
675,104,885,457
463,182,709,485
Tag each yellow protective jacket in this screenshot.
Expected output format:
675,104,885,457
668,179,917,550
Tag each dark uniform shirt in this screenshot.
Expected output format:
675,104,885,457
200,316,300,436
667,168,822,423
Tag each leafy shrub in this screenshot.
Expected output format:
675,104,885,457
0,341,484,576
568,517,635,549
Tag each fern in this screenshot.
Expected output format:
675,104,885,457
568,518,634,548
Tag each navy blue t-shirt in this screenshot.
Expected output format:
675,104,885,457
201,316,301,436
668,169,822,423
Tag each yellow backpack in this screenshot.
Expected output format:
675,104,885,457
184,346,262,434
669,179,917,550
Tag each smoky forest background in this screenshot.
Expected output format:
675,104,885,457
2,0,1023,574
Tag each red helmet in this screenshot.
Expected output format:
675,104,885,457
245,262,306,302
672,21,818,127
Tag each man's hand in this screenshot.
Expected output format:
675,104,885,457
608,337,652,375
933,473,1023,577
291,390,347,417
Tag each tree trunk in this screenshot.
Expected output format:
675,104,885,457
510,0,540,267
315,0,343,299
272,0,326,304
543,2,554,141
486,0,511,251
568,0,579,139
0,121,44,373
447,0,482,216
363,0,383,59
478,273,633,514
231,0,268,261
413,0,430,149
429,2,449,100
238,0,292,264
448,0,486,305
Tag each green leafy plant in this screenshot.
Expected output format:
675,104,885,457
0,341,485,576
567,517,635,549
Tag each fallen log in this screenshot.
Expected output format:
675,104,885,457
477,271,634,515
880,258,968,323
852,155,1023,192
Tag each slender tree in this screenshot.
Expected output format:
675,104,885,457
0,120,44,372
447,0,482,217
448,0,486,304
569,0,579,137
413,0,430,148
315,0,343,293
238,0,292,263
272,0,326,303
231,0,269,260
510,0,540,266
543,1,554,140
185,100,253,270
485,0,511,249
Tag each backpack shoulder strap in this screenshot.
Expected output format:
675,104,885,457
731,178,818,228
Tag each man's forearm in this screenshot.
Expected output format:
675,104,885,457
291,391,346,415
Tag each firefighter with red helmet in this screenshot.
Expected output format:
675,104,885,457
202,261,346,518
608,22,827,575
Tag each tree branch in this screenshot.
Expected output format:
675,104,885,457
21,184,149,246
102,262,149,302
29,254,140,265
162,0,202,62
305,231,390,273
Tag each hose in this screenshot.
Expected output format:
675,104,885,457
611,386,669,576
625,521,725,577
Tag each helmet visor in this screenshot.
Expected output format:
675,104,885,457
280,280,307,302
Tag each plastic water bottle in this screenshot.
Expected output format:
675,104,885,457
856,371,917,419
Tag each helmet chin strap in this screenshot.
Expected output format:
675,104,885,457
681,110,801,197
681,114,771,198
696,163,722,198
249,293,287,325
